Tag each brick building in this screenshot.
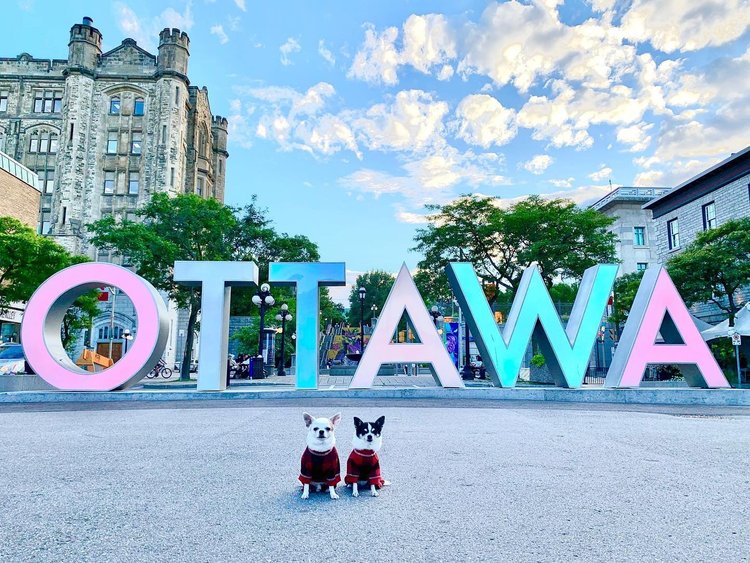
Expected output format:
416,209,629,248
644,146,750,322
0,17,229,366
589,186,671,276
0,150,39,228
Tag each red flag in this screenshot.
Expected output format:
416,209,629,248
98,291,109,302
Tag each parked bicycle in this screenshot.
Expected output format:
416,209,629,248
146,358,172,379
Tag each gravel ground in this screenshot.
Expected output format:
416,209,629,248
0,403,748,562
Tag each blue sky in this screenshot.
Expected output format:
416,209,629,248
4,0,750,302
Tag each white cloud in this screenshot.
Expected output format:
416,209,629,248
114,1,194,51
348,24,400,84
616,122,653,152
453,94,517,148
352,90,449,152
395,208,430,224
210,24,229,44
621,0,750,53
521,154,554,175
589,165,613,182
234,0,246,11
400,14,456,74
280,37,301,66
437,65,454,81
549,177,575,188
318,40,335,66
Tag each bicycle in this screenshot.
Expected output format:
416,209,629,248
146,358,173,379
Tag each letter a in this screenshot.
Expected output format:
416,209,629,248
350,264,463,389
605,267,729,388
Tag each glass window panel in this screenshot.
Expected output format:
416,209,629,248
110,97,120,115
104,171,115,194
131,132,142,155
107,132,118,154
49,134,58,154
133,98,144,116
128,172,139,194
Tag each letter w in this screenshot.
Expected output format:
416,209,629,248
447,263,618,388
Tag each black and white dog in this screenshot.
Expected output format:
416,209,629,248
345,416,387,497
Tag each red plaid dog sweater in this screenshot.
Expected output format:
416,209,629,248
299,447,341,487
345,449,384,488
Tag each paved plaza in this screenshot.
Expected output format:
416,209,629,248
1,400,748,562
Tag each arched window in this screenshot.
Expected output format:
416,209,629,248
133,97,145,116
110,96,120,115
28,130,58,154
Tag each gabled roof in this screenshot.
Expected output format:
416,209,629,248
100,39,156,63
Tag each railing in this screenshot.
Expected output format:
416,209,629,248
590,187,672,210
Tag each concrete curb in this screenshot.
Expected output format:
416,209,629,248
1,387,749,406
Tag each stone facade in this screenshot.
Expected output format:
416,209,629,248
0,17,228,255
644,147,750,322
0,151,39,227
0,18,229,366
590,186,671,276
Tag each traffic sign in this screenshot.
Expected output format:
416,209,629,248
731,332,741,346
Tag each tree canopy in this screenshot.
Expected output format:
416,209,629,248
412,194,618,305
88,193,325,379
346,270,395,326
667,218,750,326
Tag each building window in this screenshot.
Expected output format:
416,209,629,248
39,211,52,235
29,131,58,154
0,90,8,112
219,159,222,174
702,202,717,230
196,177,204,196
667,218,680,250
198,129,207,157
170,167,175,187
175,86,180,105
128,172,139,194
103,171,115,194
107,132,118,154
130,132,142,155
633,226,646,246
133,97,145,116
162,125,167,144
110,96,121,115
636,262,648,272
37,169,55,194
33,90,62,113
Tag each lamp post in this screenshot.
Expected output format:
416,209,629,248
123,328,133,355
275,303,293,376
370,303,378,327
358,286,366,353
252,283,275,377
461,315,474,380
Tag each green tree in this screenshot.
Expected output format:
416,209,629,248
412,195,618,306
347,270,395,326
667,219,750,327
608,271,644,335
1,217,95,352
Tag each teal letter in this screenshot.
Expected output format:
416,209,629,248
269,262,346,389
447,263,618,387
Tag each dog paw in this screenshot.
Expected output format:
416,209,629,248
330,491,339,500
301,492,309,499
371,489,379,497
352,489,359,497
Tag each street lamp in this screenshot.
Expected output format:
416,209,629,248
370,303,378,327
275,303,293,376
461,318,474,381
358,286,367,353
252,282,275,377
122,328,134,355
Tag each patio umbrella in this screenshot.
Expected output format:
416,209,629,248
701,303,750,341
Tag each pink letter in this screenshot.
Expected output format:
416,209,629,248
605,267,729,388
21,263,169,391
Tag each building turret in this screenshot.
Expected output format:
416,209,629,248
68,16,102,71
211,116,229,203
157,28,190,76
211,115,229,154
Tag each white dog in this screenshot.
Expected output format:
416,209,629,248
299,412,341,500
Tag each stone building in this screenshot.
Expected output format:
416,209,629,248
644,146,750,322
589,186,671,276
0,17,229,366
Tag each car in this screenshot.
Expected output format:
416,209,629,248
0,344,33,375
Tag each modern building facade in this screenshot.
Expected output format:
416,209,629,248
0,18,229,366
644,146,750,322
0,150,39,228
590,186,671,276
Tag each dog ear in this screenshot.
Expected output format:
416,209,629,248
375,415,385,429
353,416,363,428
330,412,341,427
303,412,313,427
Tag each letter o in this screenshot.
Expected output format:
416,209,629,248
21,263,169,391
